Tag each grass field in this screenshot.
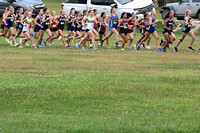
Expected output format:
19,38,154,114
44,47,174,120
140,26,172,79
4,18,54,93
0,0,200,132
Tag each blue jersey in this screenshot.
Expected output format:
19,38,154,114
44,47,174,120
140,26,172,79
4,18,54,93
183,17,192,33
147,16,156,32
109,13,118,29
5,13,14,27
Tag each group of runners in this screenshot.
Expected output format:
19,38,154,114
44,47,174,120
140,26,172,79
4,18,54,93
0,6,199,52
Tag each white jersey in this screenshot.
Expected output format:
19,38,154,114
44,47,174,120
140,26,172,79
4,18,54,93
22,18,32,33
86,17,95,31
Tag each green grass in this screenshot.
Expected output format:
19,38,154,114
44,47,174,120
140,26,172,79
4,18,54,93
0,1,200,132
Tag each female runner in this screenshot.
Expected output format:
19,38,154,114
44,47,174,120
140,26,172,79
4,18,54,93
174,10,195,52
36,8,52,48
100,7,120,48
77,10,98,50
118,12,128,50
99,12,109,48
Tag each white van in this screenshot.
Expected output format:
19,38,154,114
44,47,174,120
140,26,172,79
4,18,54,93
62,0,154,20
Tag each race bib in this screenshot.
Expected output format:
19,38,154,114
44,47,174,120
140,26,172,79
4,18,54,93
46,22,49,25
61,22,64,25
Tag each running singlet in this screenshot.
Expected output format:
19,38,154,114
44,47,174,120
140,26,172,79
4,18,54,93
41,15,50,30
5,13,14,27
162,18,174,35
183,17,192,33
50,17,57,29
147,16,156,32
76,18,82,28
67,15,75,30
109,13,118,29
128,19,135,31
16,14,21,25
23,18,32,32
94,16,98,28
57,16,65,30
35,15,42,28
144,19,150,30
99,20,106,33
82,16,87,31
119,19,128,35
86,17,95,31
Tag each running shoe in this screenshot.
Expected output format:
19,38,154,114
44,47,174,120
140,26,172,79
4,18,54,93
142,42,145,48
76,42,80,49
137,44,140,50
115,42,120,48
25,43,30,47
174,47,178,52
93,46,98,50
58,36,62,41
5,38,10,44
89,44,93,49
133,45,136,50
188,47,195,51
82,47,85,50
146,46,151,50
18,46,23,48
13,43,19,47
167,44,170,48
43,41,47,47
65,36,69,42
65,44,69,48
35,46,39,49
198,48,200,52
10,41,13,46
127,46,131,49
49,44,52,46
72,37,75,43
121,48,125,51
157,47,162,51
106,46,111,49
100,40,104,47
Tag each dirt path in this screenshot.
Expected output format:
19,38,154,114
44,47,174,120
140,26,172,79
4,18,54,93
191,22,200,32
173,21,200,32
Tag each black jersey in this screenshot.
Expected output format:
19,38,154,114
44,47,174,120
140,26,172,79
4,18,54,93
44,15,50,26
166,18,174,30
69,15,75,25
58,16,65,26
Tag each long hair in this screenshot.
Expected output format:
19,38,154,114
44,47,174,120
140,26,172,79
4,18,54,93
100,12,105,18
70,8,75,15
121,12,127,19
83,10,87,16
165,10,173,20
185,9,190,17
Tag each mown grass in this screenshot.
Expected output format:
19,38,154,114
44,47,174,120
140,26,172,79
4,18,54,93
0,0,200,132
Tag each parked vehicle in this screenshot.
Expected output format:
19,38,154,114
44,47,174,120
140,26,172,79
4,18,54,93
161,0,200,20
62,0,154,20
0,0,47,17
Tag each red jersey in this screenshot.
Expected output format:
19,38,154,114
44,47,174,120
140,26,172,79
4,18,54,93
93,16,98,28
128,19,135,30
50,17,57,29
29,16,33,29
